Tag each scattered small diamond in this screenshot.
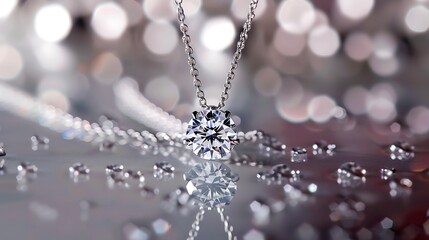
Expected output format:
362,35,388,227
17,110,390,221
291,147,307,162
313,140,336,155
389,141,415,160
17,162,38,174
337,162,366,187
105,164,124,174
154,161,175,174
30,135,50,145
154,162,175,181
380,168,396,180
140,186,159,198
69,163,90,176
99,140,115,151
31,135,50,151
123,170,145,183
107,173,129,189
258,164,302,185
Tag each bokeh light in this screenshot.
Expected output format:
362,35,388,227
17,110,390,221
38,90,70,112
367,98,396,123
201,17,236,51
308,26,340,57
143,0,175,22
276,0,316,34
273,28,306,57
0,44,23,80
253,67,282,97
336,0,374,21
143,22,178,55
91,2,128,40
231,0,267,20
369,55,399,77
372,32,397,59
0,0,18,19
91,52,123,84
35,44,74,72
308,95,337,123
405,5,429,33
406,106,429,134
344,32,373,61
173,0,202,17
34,4,72,43
343,86,370,115
276,92,310,123
144,77,179,111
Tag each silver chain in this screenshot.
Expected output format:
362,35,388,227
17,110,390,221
175,0,259,109
187,207,206,240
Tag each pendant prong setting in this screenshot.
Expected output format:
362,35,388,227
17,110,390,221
184,108,239,160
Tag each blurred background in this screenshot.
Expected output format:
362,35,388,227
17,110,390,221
1,0,429,134
1,0,429,239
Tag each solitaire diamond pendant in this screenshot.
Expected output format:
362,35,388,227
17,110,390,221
185,107,239,160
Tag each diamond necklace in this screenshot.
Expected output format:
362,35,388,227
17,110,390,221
175,0,260,160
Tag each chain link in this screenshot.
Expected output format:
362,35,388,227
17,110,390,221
187,207,206,240
175,0,259,109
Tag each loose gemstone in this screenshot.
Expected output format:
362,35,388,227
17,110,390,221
380,168,396,180
17,162,38,174
184,161,239,208
389,141,415,160
69,163,90,176
30,135,50,145
184,108,238,160
337,162,366,178
291,147,307,162
105,164,124,175
31,135,50,151
123,170,145,182
154,162,175,174
312,140,336,155
140,186,159,197
336,162,366,187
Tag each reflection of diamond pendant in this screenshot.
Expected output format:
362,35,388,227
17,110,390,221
184,107,239,160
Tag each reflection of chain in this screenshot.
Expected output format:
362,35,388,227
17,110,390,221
217,208,238,240
187,207,206,240
186,207,237,240
175,0,260,109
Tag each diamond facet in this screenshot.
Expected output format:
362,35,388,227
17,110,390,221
184,161,238,208
185,108,238,160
